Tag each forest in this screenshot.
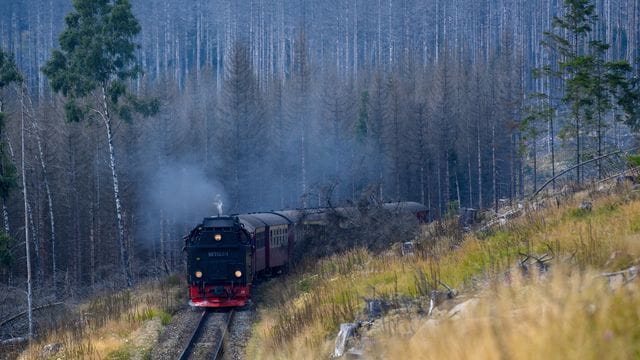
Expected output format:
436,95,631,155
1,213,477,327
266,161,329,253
0,0,639,300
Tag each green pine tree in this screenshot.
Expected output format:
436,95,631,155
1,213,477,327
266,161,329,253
0,48,22,269
0,49,22,202
539,0,638,183
585,41,636,178
42,0,158,287
541,0,598,183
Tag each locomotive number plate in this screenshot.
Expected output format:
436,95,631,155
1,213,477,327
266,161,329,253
208,251,229,257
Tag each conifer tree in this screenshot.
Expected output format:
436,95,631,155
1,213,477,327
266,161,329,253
0,49,21,270
541,0,598,183
0,50,21,208
217,42,261,211
0,48,33,340
539,0,638,182
42,0,158,287
586,42,636,178
287,28,312,207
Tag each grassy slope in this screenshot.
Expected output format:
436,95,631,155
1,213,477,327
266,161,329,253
20,276,182,359
247,186,640,359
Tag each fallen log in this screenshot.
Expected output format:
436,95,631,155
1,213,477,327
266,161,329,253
0,302,64,328
0,337,28,346
600,267,638,280
599,266,638,289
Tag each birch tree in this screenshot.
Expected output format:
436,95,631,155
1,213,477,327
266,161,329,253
42,0,158,287
20,83,34,340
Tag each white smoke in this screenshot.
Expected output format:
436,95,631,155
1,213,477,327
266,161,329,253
138,160,228,243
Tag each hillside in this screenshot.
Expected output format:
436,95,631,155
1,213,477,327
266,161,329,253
3,181,639,359
246,182,640,359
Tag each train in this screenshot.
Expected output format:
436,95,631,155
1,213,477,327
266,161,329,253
184,202,428,308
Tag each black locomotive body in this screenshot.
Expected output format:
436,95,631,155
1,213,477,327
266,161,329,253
185,216,254,307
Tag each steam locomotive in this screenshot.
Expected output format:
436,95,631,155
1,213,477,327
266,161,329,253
184,211,296,308
184,202,427,308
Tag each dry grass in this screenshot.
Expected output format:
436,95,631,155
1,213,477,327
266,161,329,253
247,187,640,359
377,269,640,359
20,275,183,359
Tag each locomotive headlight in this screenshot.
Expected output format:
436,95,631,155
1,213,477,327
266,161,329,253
214,234,222,241
195,271,203,278
234,270,242,278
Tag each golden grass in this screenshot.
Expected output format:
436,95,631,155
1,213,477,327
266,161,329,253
247,188,640,359
377,269,640,359
20,275,183,359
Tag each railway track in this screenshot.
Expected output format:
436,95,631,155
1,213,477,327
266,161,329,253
178,309,235,360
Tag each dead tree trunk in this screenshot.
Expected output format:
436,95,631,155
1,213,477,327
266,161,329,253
0,101,8,234
2,202,8,234
160,208,166,267
26,202,42,288
33,120,57,295
89,199,95,289
492,122,498,213
477,116,483,209
70,140,80,287
91,142,100,289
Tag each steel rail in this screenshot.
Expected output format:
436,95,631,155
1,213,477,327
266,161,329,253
178,310,209,360
213,309,235,359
